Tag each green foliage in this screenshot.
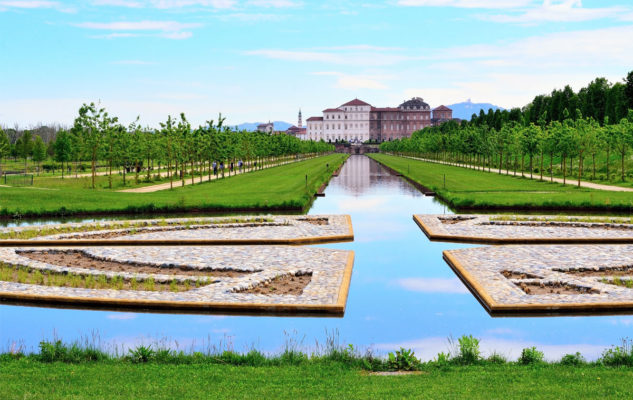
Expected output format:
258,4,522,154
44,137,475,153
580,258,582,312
387,348,420,371
559,352,586,366
128,345,155,363
600,339,633,366
455,335,481,365
518,347,544,365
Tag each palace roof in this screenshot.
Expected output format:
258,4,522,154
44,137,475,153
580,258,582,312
433,105,452,111
399,97,430,110
323,108,344,112
307,116,323,121
340,98,371,107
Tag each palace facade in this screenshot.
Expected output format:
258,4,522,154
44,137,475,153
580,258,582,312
304,98,453,142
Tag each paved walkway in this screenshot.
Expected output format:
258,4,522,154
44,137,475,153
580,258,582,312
118,157,314,193
400,155,633,192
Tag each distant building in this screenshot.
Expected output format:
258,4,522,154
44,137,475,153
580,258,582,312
257,122,274,133
286,109,307,138
305,98,453,142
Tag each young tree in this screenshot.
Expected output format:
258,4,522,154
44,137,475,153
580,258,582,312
521,123,541,179
613,118,632,181
32,135,47,175
0,127,9,177
74,102,106,189
53,130,72,178
16,130,33,173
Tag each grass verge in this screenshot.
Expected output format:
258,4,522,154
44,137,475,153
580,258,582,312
3,336,633,399
369,153,633,212
0,154,347,219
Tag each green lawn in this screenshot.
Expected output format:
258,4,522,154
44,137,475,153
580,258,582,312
0,154,347,218
369,153,633,212
2,361,632,399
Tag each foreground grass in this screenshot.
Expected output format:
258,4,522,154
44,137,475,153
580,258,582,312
0,154,347,218
369,153,633,212
1,361,632,399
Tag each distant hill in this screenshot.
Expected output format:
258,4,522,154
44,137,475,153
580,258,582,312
234,121,293,132
446,100,505,121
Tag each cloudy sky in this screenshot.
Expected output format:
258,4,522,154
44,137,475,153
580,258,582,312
1,0,632,127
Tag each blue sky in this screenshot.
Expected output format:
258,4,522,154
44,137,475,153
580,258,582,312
1,0,632,127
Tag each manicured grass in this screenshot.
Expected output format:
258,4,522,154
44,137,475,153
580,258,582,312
369,153,633,212
1,361,632,399
0,154,347,218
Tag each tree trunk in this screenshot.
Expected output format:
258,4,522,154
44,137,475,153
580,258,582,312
550,153,554,182
540,151,544,181
592,153,596,180
529,155,533,179
622,153,626,181
578,155,583,187
563,155,566,185
606,149,610,181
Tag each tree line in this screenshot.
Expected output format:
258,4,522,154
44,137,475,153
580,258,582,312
381,72,633,185
381,109,633,186
0,103,333,188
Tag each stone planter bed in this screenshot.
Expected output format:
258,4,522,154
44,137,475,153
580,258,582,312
415,214,633,244
0,245,354,315
443,244,633,315
0,215,354,246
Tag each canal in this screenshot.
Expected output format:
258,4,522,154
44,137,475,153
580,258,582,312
0,155,630,360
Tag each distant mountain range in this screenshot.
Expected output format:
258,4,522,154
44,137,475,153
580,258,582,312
234,121,293,132
446,100,505,121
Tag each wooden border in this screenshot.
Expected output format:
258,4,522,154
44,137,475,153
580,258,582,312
443,250,633,316
0,250,355,316
414,215,633,245
0,215,355,247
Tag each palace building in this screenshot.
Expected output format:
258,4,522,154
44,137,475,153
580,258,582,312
304,98,453,143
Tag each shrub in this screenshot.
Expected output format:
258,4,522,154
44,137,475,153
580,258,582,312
600,339,633,366
518,347,544,365
486,352,507,364
129,345,155,363
456,335,481,365
387,348,420,371
560,352,586,366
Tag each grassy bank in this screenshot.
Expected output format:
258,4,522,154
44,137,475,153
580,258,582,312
369,153,633,212
0,154,347,218
3,336,633,399
3,361,632,399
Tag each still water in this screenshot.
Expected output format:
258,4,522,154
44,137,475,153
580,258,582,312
1,155,631,360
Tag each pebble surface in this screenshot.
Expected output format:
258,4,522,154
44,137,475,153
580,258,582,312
417,214,633,241
0,245,352,306
446,244,633,307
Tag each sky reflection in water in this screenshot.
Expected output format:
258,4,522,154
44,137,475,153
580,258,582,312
1,155,632,361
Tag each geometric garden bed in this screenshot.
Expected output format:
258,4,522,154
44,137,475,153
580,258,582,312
444,244,633,316
0,245,354,315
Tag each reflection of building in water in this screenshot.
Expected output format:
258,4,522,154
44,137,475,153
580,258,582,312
336,155,371,195
333,155,424,196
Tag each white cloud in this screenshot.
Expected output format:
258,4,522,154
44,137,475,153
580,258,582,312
312,71,390,90
394,277,470,294
90,0,235,8
245,48,420,67
247,0,301,7
75,20,202,39
76,20,202,31
106,313,137,320
92,0,143,7
222,12,286,21
485,0,626,23
397,0,534,9
0,0,75,12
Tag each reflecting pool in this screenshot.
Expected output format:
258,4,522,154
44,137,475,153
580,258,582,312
1,155,631,361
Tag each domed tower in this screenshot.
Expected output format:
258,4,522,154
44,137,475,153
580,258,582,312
397,97,432,137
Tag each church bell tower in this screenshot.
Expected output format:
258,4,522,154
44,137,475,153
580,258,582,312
298,109,302,128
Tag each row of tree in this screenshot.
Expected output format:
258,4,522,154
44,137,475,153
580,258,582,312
0,103,334,188
380,109,633,186
466,72,633,130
